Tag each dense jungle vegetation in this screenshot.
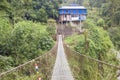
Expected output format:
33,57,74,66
0,0,120,79
0,0,59,73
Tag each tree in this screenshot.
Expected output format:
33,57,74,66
0,0,10,12
58,0,63,4
97,18,105,27
89,0,95,10
102,0,120,26
77,0,83,5
8,21,54,65
37,7,48,22
0,18,12,56
108,27,120,50
75,19,113,59
114,8,120,25
9,21,41,65
0,0,60,23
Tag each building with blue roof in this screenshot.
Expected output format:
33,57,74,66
59,5,87,23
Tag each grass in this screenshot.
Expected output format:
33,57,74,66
64,34,84,49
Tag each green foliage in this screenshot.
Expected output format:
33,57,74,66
0,55,13,72
0,0,10,12
83,19,96,28
101,0,120,26
88,0,120,50
0,0,59,23
0,0,57,74
0,18,12,55
65,19,113,59
0,19,54,72
71,54,118,80
89,0,95,10
108,27,120,50
38,35,54,51
114,9,120,25
36,7,48,22
65,42,118,80
46,26,56,36
76,20,113,59
58,0,63,4
76,0,83,5
90,27,113,58
8,21,54,65
88,0,120,26
64,34,84,49
97,18,105,27
46,19,56,40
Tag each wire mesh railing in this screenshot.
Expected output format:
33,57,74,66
0,43,57,80
64,44,120,80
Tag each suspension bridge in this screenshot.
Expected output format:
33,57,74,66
0,34,120,80
51,35,74,80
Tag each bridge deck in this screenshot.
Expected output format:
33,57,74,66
51,35,74,80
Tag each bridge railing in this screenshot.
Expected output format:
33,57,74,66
64,44,120,80
0,43,57,80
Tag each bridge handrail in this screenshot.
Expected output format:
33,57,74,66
0,42,58,77
65,44,120,69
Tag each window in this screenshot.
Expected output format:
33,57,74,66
71,14,74,17
66,10,69,14
62,10,63,14
66,10,68,12
76,10,78,14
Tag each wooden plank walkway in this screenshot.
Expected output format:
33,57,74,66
51,35,74,80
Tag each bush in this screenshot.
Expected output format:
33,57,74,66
97,18,105,27
76,22,113,59
37,35,54,51
9,21,54,65
46,26,56,36
108,27,120,50
0,55,13,72
0,18,12,56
